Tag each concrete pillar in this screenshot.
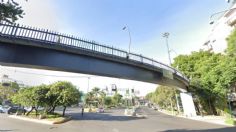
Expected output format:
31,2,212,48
180,92,197,117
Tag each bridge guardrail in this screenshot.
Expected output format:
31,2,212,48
0,22,189,82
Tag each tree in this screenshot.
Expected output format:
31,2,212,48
12,81,80,117
104,96,112,106
0,0,26,23
85,87,108,107
0,82,20,103
226,29,236,56
99,91,106,106
171,50,236,115
12,86,37,115
58,83,80,116
112,92,122,106
47,81,80,116
146,86,177,110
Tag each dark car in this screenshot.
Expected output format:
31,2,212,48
7,106,26,114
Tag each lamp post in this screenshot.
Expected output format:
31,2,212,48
209,7,236,25
227,89,233,118
87,77,90,93
162,32,172,65
162,32,180,115
122,26,132,54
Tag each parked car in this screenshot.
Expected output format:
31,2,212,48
0,105,3,113
7,106,26,114
152,106,158,110
0,105,9,113
97,107,105,113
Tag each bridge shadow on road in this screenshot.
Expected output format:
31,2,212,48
162,127,236,132
0,129,18,132
67,111,146,122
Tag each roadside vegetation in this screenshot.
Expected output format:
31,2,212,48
146,86,178,112
10,81,80,118
84,87,123,109
146,29,236,117
0,81,20,104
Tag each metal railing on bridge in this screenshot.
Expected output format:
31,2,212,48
0,22,189,82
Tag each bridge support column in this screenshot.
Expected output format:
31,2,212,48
180,92,197,117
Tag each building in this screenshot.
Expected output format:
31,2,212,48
206,3,236,53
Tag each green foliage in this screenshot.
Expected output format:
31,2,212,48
146,86,177,110
112,92,122,105
104,96,112,106
85,87,113,107
11,81,80,116
0,0,26,23
85,87,102,106
171,48,236,115
226,29,236,56
84,87,123,107
47,81,80,107
225,118,236,125
12,87,31,106
0,82,20,101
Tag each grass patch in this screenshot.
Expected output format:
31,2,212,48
24,111,63,119
21,111,70,123
225,118,236,126
46,113,62,119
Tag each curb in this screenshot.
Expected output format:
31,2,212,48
9,115,71,125
53,116,71,124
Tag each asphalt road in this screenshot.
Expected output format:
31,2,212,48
0,106,235,132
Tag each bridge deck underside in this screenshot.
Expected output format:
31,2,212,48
0,40,188,90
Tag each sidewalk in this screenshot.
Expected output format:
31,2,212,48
158,110,235,127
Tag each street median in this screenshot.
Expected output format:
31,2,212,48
9,115,71,125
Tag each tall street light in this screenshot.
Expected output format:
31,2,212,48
209,7,236,25
162,32,182,114
87,77,90,93
162,32,172,65
122,26,132,54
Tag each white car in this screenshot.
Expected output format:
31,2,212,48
0,105,3,113
0,105,9,113
152,106,158,110
97,107,105,113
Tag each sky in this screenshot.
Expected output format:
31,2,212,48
0,0,232,96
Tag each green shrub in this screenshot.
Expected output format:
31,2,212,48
225,118,236,126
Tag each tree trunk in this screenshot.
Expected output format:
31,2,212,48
35,107,38,117
47,106,53,113
210,100,217,115
52,106,56,113
26,106,34,116
23,106,26,115
208,99,217,115
47,105,56,113
62,106,67,117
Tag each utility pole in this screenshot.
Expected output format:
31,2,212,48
162,32,180,114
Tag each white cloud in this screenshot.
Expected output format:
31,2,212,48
16,0,59,30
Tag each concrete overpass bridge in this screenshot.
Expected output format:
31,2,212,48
0,22,189,91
